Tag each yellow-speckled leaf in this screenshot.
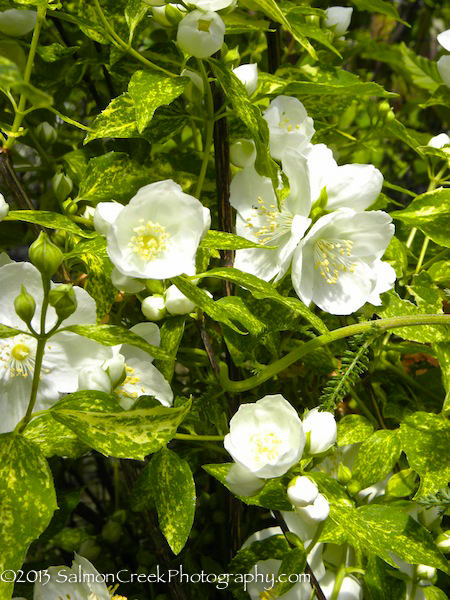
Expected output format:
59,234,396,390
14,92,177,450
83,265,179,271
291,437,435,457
352,430,401,489
337,414,375,446
6,210,95,238
23,414,89,458
0,434,57,600
154,316,186,383
51,401,191,460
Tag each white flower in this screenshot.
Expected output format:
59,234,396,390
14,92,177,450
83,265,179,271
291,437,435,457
263,96,315,160
291,209,395,315
165,284,196,315
33,553,111,600
106,180,211,279
437,29,450,52
230,139,256,167
324,6,353,37
113,323,173,409
295,493,330,524
233,63,258,95
187,0,235,10
428,133,450,148
0,9,36,37
305,144,383,212
287,476,319,507
141,295,166,321
0,193,9,220
78,366,112,394
0,261,112,433
225,463,265,497
110,267,145,294
93,201,124,236
437,29,450,87
303,408,337,455
223,394,305,478
230,149,312,282
177,10,225,59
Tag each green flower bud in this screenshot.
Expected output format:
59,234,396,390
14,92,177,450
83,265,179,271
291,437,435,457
62,198,78,215
337,464,352,485
29,232,63,279
48,284,78,321
101,520,122,544
52,173,73,203
165,3,184,25
35,121,57,145
347,479,362,496
14,284,36,326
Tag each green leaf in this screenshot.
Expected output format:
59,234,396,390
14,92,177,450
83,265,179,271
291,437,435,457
400,411,450,499
62,324,173,361
384,119,424,155
203,463,292,510
428,260,450,285
6,210,96,237
76,151,154,205
284,79,394,98
420,85,450,109
128,70,188,134
276,546,307,596
200,230,277,250
306,471,353,506
392,188,450,248
171,275,246,334
23,413,89,458
350,0,408,25
400,43,441,92
434,343,450,415
364,555,406,600
0,434,57,600
36,43,79,62
352,430,401,489
337,414,375,446
132,448,195,554
285,12,341,57
51,400,191,460
209,59,278,186
195,267,328,335
84,93,137,143
331,504,448,571
384,235,409,277
125,0,148,40
424,587,450,600
154,316,186,383
0,324,23,338
0,55,21,88
385,468,417,498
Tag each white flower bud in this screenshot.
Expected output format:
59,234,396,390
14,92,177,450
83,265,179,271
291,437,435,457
103,354,126,388
78,366,112,394
436,532,450,552
302,408,337,455
230,139,256,168
181,68,204,103
416,564,436,581
110,267,146,294
165,284,196,315
141,295,166,321
232,63,258,95
287,476,319,508
152,4,185,26
93,202,124,236
0,193,9,220
295,493,330,524
225,463,265,497
324,6,353,37
35,121,57,145
428,133,450,148
0,9,36,37
177,10,225,59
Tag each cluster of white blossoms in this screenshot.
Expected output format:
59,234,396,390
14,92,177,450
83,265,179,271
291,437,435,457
94,180,211,286
141,284,211,321
437,28,450,87
230,94,396,315
224,395,337,497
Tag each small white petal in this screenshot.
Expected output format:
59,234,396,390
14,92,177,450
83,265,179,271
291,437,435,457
438,55,450,88
110,267,145,294
428,133,450,148
226,464,265,497
437,29,450,52
232,63,258,95
295,493,330,523
325,6,353,36
0,193,9,220
93,201,124,236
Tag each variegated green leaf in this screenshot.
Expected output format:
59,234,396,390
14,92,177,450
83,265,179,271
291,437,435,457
337,415,375,446
352,430,401,489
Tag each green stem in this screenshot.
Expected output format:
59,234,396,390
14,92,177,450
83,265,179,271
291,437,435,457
92,0,176,78
175,433,224,442
194,60,215,199
414,235,430,274
4,4,47,150
330,564,346,600
219,314,450,392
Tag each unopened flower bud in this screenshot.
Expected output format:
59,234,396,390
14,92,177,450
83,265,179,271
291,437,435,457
287,476,319,507
181,68,204,103
48,284,78,320
324,6,353,37
337,464,352,485
52,173,73,203
141,295,166,321
35,121,56,145
436,531,450,552
62,198,78,215
165,285,196,315
232,63,258,95
428,133,450,149
165,3,184,25
110,267,145,294
416,565,436,581
78,366,112,394
302,408,337,455
177,10,225,58
78,539,101,562
230,139,256,168
0,9,36,37
295,493,330,524
29,232,63,278
0,193,9,220
14,285,36,325
347,479,362,496
103,354,126,388
101,520,122,544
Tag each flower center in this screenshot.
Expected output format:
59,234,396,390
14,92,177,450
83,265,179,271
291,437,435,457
250,431,283,462
314,238,356,284
198,18,211,32
0,335,36,379
279,115,302,132
128,219,170,262
116,365,145,401
245,197,292,244
260,588,276,599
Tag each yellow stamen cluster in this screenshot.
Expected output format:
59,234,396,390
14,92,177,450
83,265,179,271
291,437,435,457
117,365,146,400
250,431,283,462
314,238,356,284
279,116,302,132
245,197,287,244
128,219,169,262
0,336,35,379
